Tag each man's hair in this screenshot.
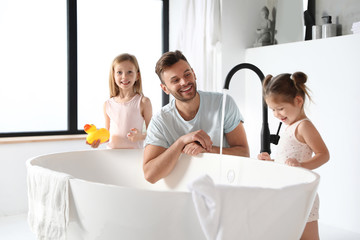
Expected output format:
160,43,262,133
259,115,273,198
155,50,189,83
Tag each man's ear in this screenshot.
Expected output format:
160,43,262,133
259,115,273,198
160,83,170,95
192,68,197,81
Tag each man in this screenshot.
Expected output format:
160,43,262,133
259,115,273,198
143,50,249,183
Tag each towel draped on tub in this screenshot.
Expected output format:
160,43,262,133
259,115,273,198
188,174,311,240
27,163,71,240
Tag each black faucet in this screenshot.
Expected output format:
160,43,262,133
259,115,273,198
223,63,281,154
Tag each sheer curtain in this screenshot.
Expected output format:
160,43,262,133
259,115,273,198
176,0,222,92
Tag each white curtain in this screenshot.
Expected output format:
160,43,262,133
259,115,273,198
176,0,222,92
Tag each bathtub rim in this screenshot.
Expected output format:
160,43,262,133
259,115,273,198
26,149,320,194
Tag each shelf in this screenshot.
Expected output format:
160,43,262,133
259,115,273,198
247,33,360,51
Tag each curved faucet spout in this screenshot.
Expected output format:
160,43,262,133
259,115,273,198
223,63,280,154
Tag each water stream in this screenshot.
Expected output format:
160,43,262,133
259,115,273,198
219,89,228,155
219,89,228,182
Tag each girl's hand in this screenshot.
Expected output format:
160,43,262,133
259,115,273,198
285,158,301,167
86,139,101,148
257,152,272,161
182,142,206,156
127,128,142,142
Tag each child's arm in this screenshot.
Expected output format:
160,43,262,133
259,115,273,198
128,96,153,142
141,96,152,129
140,96,153,139
295,120,330,170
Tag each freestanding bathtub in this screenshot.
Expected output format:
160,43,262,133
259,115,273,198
27,149,319,240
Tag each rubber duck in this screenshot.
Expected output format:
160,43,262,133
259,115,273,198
84,124,110,144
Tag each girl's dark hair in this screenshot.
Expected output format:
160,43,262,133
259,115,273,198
263,72,312,104
155,50,189,83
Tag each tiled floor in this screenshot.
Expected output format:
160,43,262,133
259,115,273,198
0,214,35,240
1,214,360,240
319,224,360,240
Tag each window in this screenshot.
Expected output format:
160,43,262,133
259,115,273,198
0,0,67,134
77,0,163,129
0,0,167,137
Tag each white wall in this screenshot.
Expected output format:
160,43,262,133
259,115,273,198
244,34,360,234
221,0,265,112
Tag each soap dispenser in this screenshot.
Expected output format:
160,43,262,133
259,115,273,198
322,15,336,38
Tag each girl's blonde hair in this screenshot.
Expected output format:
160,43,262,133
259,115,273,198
263,71,312,105
109,53,143,98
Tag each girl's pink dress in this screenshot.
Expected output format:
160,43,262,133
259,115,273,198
105,94,144,149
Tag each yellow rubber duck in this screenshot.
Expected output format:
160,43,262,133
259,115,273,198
84,124,110,144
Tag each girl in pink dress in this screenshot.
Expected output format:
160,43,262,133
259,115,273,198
258,72,329,240
89,53,152,149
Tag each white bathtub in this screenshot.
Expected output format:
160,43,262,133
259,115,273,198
27,149,319,240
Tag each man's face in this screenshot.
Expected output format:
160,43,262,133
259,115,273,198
160,60,197,102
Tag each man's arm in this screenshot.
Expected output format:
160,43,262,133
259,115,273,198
209,122,250,157
143,130,213,184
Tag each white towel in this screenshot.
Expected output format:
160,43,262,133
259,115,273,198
187,175,220,240
27,164,71,240
189,174,248,240
188,175,297,240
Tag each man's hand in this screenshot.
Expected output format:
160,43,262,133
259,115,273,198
181,129,213,152
143,129,212,184
182,141,206,156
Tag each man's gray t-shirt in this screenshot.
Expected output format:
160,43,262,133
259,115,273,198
145,91,244,148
